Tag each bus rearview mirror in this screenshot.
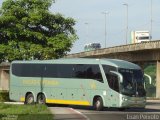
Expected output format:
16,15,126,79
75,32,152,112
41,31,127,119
144,73,152,84
110,71,123,83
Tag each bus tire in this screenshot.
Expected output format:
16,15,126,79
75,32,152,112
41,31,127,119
118,108,126,111
93,97,103,111
25,93,34,104
37,93,46,104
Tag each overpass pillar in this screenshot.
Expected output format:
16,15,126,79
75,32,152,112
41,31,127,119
156,61,160,98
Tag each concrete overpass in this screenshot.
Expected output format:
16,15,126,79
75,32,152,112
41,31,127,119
66,40,160,98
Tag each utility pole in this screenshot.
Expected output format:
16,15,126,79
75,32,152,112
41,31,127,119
123,3,128,44
85,22,89,42
102,11,109,48
150,0,153,40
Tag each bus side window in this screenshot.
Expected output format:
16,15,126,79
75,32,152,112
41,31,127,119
43,64,58,78
12,63,43,77
74,64,86,79
86,65,103,82
102,65,119,92
57,64,74,78
106,73,119,92
74,64,103,82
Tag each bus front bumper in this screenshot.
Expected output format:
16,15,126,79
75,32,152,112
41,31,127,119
120,97,146,108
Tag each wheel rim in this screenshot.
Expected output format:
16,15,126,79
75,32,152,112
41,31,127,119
96,100,101,109
28,97,34,104
38,95,45,104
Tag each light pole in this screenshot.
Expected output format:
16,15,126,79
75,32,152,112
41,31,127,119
150,0,153,40
123,3,128,44
102,11,109,48
85,22,89,42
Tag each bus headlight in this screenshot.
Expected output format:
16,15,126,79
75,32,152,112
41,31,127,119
122,97,128,101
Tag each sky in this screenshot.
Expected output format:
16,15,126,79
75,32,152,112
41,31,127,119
0,0,160,53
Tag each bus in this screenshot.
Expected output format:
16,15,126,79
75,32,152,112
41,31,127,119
9,58,146,110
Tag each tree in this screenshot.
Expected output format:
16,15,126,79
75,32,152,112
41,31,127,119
0,0,77,62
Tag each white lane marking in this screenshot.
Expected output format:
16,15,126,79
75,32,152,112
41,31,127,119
69,108,90,120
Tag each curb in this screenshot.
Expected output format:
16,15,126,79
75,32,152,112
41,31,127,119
3,102,24,105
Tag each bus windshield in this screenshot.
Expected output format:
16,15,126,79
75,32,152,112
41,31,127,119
118,68,146,97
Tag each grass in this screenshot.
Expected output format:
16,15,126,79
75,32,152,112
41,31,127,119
0,103,53,120
0,91,9,102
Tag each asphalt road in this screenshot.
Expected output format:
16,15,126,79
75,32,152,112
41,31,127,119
48,100,160,120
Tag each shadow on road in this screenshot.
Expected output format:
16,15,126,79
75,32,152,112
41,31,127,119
47,104,160,112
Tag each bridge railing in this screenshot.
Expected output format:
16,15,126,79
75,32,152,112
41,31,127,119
66,40,160,58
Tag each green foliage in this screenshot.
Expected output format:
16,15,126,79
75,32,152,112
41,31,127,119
0,103,53,120
144,64,156,85
0,91,9,102
144,64,156,97
0,0,77,61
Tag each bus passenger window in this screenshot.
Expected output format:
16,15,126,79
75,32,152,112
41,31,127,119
74,64,103,82
86,65,103,82
106,73,119,92
102,65,119,92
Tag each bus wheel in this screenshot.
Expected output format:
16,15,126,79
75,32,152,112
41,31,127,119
94,97,103,111
25,93,34,104
37,94,46,104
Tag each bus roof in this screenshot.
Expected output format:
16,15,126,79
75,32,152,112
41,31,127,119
12,58,141,69
100,59,141,69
